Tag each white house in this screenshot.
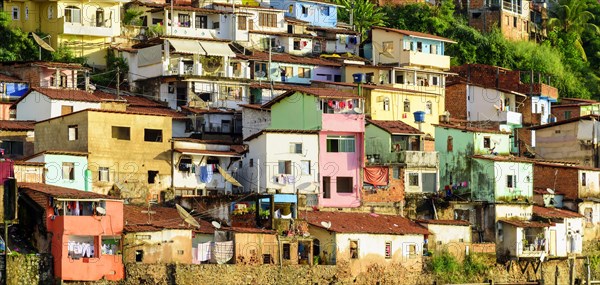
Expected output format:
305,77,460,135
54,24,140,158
171,138,246,197
303,211,428,274
240,104,271,139
14,88,103,121
532,205,583,257
416,219,471,256
242,130,319,195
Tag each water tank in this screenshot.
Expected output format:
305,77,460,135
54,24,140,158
352,73,364,84
414,111,426,123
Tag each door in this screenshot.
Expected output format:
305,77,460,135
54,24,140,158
323,176,331,199
176,87,186,107
549,230,557,256
96,8,104,27
248,19,254,31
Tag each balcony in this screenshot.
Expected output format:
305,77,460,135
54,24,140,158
499,110,522,125
59,17,119,37
396,151,438,168
399,51,450,70
165,26,218,39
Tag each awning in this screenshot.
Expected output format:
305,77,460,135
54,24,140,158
199,41,236,57
168,39,203,54
217,165,242,187
175,148,242,157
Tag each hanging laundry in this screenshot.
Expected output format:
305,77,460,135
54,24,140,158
206,165,213,183
287,175,296,184
211,241,234,264
328,100,334,108
198,242,212,262
200,166,208,183
339,101,346,108
74,201,80,216
347,101,353,109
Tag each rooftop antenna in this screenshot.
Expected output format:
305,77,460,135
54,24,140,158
176,204,201,228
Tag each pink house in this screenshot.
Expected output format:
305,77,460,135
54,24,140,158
264,87,365,208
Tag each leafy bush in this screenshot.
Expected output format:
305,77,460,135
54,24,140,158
428,251,491,283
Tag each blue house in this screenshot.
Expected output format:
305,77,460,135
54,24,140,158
0,74,28,100
267,0,340,28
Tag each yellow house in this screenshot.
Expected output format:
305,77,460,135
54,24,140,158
34,109,172,202
4,0,122,67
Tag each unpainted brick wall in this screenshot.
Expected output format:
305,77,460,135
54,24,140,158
533,164,578,199
444,82,468,120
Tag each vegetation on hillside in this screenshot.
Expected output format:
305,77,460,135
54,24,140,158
428,251,493,283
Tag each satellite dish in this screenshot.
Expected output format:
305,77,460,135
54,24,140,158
96,206,106,215
31,33,55,52
320,221,331,229
256,70,266,78
176,204,201,228
547,188,555,194
353,107,362,114
212,221,221,229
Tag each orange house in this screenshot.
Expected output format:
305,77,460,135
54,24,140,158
18,183,124,282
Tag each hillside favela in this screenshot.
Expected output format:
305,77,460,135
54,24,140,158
1,0,600,283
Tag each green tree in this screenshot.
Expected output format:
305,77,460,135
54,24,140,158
0,12,38,61
335,0,386,41
548,0,600,60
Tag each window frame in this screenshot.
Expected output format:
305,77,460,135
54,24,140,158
99,167,110,182
12,6,19,21
408,173,419,186
336,176,353,193
111,126,131,140
62,162,75,181
326,135,355,153
68,125,78,141
506,174,516,188
64,5,81,23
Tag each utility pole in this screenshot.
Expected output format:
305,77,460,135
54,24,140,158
116,66,121,99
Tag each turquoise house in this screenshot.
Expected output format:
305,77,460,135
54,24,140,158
26,151,90,191
471,155,533,203
435,124,511,199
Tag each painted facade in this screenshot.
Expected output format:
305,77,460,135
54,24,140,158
26,151,90,191
471,156,533,203
14,88,102,121
269,0,338,28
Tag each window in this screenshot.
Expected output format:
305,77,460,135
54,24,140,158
447,136,453,152
585,208,593,224
99,167,109,182
483,137,491,148
48,6,53,19
430,44,437,54
177,250,184,255
195,15,207,29
301,5,308,15
301,160,311,175
212,21,219,29
1,141,23,155
290,143,302,154
383,41,394,53
393,166,400,179
336,176,353,193
238,16,247,30
416,42,423,52
178,13,191,27
288,4,294,13
25,6,29,20
293,38,301,50
403,99,410,112
259,13,277,27
254,62,267,78
62,162,75,181
383,98,390,111
385,241,392,259
285,66,293,77
326,135,355,152
408,173,419,186
513,16,517,27
407,244,417,256
349,240,359,259
507,175,516,188
96,8,104,27
425,101,432,114
278,160,292,174
431,76,439,86
396,74,404,84
68,125,78,141
144,129,163,142
582,172,587,186
148,170,159,184
323,176,331,198
112,126,130,140
11,7,19,20
249,158,254,167
564,111,572,120
135,250,144,262
283,243,291,260
101,237,120,255
263,254,273,264
298,68,311,78
61,105,73,115
64,6,81,23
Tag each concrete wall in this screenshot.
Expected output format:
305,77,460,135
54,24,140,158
242,107,270,139
426,224,471,247
535,121,593,166
269,93,322,130
436,126,475,194
123,229,193,264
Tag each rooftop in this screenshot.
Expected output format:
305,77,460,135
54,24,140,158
0,120,35,131
0,73,25,83
533,205,583,219
236,50,341,67
123,204,214,234
367,119,423,135
499,219,554,228
244,129,319,141
19,182,110,200
435,122,511,135
372,26,457,43
529,114,600,130
261,88,359,109
415,219,471,226
302,211,429,235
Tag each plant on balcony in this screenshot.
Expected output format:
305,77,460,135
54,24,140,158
201,56,222,75
123,9,143,26
147,24,164,38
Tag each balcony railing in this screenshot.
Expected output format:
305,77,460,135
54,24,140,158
59,17,119,37
399,51,450,70
499,110,522,125
396,151,438,168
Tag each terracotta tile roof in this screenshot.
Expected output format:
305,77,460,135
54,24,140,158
123,95,165,107
148,5,231,14
22,150,89,162
285,17,310,25
529,114,600,130
372,26,457,43
0,74,24,83
302,211,430,235
127,106,188,120
415,219,471,226
367,119,423,135
310,80,439,95
239,104,269,111
19,182,110,200
248,30,322,39
498,219,553,228
123,204,214,234
244,129,319,142
0,61,86,70
261,88,359,109
14,161,44,166
435,123,511,135
236,50,341,67
174,148,244,157
472,154,534,164
212,3,283,10
18,87,103,104
0,120,35,131
36,108,172,125
533,205,584,219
